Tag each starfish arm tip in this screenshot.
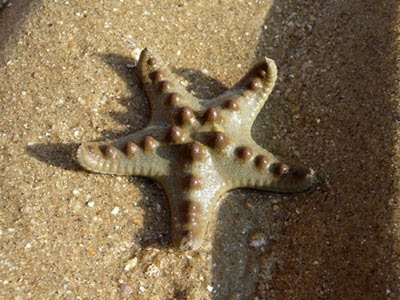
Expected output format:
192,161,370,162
74,139,168,177
253,162,317,193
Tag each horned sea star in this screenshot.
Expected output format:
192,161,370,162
75,49,316,250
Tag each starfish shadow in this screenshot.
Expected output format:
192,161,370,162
128,177,172,249
26,142,81,171
97,53,150,139
171,67,227,101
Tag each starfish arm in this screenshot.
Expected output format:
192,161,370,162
214,143,316,193
138,48,203,124
75,126,171,178
159,146,228,250
202,57,277,136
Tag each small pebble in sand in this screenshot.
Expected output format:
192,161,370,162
111,206,119,215
119,282,133,295
249,232,267,248
124,257,138,271
132,48,142,61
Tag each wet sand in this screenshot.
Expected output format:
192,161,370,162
0,0,399,299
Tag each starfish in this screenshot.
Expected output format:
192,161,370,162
75,49,316,251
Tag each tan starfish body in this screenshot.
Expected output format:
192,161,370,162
75,49,316,250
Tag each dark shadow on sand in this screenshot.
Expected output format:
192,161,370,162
211,1,399,299
26,142,81,171
0,0,42,61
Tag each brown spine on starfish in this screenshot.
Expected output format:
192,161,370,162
101,145,118,159
288,165,311,182
124,141,138,157
167,125,185,143
178,199,202,249
180,200,202,225
87,145,96,154
157,81,174,93
208,131,228,150
247,77,263,91
141,136,158,153
203,107,220,123
176,106,195,125
258,69,268,78
165,92,182,106
183,174,202,190
185,142,205,162
255,155,269,170
236,146,253,162
224,99,239,111
147,57,157,66
269,162,289,177
250,60,270,78
150,70,165,82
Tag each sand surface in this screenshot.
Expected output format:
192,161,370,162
1,0,399,299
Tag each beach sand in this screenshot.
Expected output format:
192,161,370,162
0,0,399,299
